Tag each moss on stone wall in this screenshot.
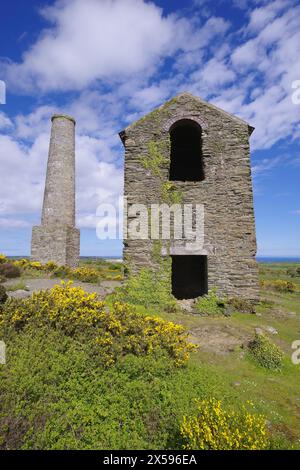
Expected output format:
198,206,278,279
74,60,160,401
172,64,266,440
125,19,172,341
152,240,163,264
129,96,179,129
140,139,183,204
140,140,168,177
162,181,183,204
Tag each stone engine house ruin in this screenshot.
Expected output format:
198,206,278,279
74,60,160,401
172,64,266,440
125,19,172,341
120,92,259,301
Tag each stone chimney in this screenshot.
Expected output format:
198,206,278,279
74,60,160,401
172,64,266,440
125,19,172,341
31,114,80,267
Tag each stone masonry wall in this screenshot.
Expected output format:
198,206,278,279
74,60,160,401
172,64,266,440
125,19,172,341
31,114,80,267
31,225,80,267
121,93,259,301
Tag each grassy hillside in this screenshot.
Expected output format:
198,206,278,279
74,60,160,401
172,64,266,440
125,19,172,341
0,258,299,449
115,262,300,448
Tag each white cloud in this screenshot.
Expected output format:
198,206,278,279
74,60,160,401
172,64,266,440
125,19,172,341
130,84,170,110
0,217,30,228
252,155,282,175
0,111,13,130
191,58,236,86
0,104,123,231
3,0,184,92
0,133,48,216
1,0,300,236
76,135,123,226
246,0,288,33
15,106,55,140
188,1,300,149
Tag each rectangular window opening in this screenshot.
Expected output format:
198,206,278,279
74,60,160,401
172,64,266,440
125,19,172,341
171,255,208,299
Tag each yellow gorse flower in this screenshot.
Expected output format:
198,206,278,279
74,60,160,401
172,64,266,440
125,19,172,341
11,259,123,282
180,397,269,450
1,281,195,368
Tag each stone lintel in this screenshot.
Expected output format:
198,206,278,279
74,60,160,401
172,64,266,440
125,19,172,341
161,243,215,256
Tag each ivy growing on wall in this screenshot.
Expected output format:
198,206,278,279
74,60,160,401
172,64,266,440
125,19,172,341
140,140,183,204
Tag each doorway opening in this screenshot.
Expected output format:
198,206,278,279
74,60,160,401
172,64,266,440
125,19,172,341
171,255,208,299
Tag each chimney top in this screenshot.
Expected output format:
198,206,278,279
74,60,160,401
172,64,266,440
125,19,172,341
51,114,76,125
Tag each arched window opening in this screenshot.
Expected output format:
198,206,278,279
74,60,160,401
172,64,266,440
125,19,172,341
169,119,204,182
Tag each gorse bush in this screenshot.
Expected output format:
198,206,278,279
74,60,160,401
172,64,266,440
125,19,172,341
0,324,225,450
195,289,225,316
44,260,57,271
0,278,288,450
0,281,195,367
248,333,284,370
180,398,269,450
260,279,297,293
0,254,8,264
52,265,100,283
52,265,71,278
12,258,123,283
13,259,44,271
0,281,202,449
72,267,99,283
0,263,21,279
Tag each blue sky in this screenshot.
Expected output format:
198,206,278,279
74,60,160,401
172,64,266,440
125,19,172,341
0,0,299,257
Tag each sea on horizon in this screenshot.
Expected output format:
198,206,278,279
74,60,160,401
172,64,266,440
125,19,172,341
6,255,300,263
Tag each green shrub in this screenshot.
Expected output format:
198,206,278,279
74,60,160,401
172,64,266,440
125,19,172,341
248,333,284,370
180,398,269,450
260,279,297,293
227,297,256,314
115,267,177,311
52,265,71,279
5,281,28,292
0,326,215,450
0,263,21,279
108,263,122,271
195,289,225,316
0,285,7,305
287,267,300,278
0,270,292,450
259,298,275,308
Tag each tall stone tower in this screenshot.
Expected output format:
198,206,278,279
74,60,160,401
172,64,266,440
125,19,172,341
31,114,80,267
120,92,259,302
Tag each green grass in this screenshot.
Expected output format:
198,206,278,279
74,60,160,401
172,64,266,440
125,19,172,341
117,262,300,447
0,325,244,450
5,281,29,292
1,261,299,449
260,262,300,286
